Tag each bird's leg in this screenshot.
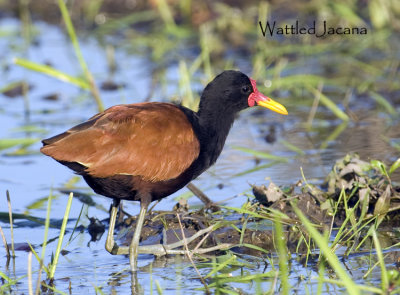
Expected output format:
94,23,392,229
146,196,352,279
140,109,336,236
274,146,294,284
117,201,125,224
129,201,149,272
105,199,232,269
105,199,120,254
119,201,133,219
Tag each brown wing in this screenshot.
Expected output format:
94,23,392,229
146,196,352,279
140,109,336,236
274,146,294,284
41,102,200,182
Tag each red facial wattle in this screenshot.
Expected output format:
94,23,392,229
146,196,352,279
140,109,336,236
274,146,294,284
247,78,288,115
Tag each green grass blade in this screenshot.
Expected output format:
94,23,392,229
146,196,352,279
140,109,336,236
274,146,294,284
94,10,157,35
179,60,197,110
155,280,163,295
49,192,73,279
372,229,389,290
28,242,50,276
204,255,236,279
369,91,397,115
11,125,47,134
57,0,89,77
321,278,383,294
332,2,365,25
154,0,176,29
268,74,325,90
241,243,270,255
232,146,288,162
307,86,349,121
370,160,389,179
200,24,213,80
57,0,104,112
6,191,15,258
274,218,290,294
0,138,40,151
291,202,360,295
13,58,90,89
40,283,69,295
221,206,267,219
317,260,326,295
280,139,305,155
389,158,400,175
233,161,282,177
0,271,25,288
207,272,275,286
319,122,348,150
239,217,248,245
41,192,53,262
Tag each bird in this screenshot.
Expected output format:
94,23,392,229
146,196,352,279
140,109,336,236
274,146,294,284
40,70,288,271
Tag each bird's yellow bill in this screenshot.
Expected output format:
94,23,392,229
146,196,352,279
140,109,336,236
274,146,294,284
257,98,288,115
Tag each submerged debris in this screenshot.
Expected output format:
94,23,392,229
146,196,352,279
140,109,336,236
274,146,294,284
43,93,60,101
88,216,105,242
1,81,33,98
253,182,284,205
100,80,125,91
323,154,400,221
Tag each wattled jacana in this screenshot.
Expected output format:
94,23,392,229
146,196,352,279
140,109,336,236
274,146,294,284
40,70,288,271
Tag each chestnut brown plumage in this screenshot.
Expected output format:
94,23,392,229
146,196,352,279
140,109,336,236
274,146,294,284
41,70,288,271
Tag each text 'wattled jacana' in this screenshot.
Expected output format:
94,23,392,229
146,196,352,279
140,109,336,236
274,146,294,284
40,70,288,271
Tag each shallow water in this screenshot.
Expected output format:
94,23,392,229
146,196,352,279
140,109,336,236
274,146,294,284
0,16,399,294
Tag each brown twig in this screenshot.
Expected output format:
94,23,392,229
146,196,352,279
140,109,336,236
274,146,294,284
34,260,43,295
186,183,219,212
109,222,233,256
176,213,210,294
147,199,161,215
0,225,10,259
6,190,15,257
306,82,323,129
193,230,212,253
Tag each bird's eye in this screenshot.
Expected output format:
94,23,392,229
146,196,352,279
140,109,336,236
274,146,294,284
242,86,250,93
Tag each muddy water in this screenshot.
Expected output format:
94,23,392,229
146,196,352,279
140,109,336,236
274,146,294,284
0,17,399,294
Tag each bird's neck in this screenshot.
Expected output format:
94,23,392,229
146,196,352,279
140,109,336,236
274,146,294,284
196,106,235,166
178,101,236,173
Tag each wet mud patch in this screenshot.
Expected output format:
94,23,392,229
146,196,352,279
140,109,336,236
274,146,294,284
111,154,400,260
